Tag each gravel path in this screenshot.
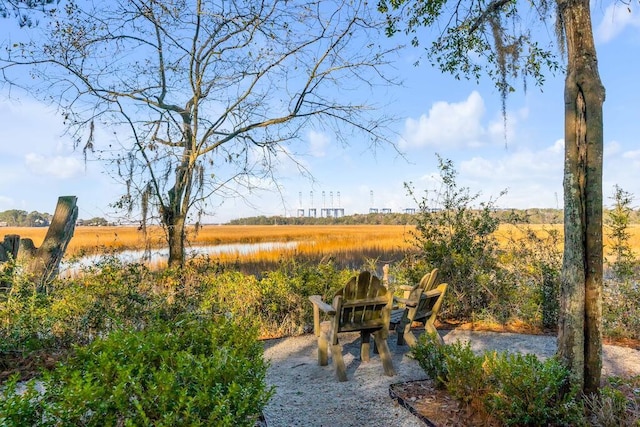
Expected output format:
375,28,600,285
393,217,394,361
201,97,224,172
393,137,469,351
262,329,640,427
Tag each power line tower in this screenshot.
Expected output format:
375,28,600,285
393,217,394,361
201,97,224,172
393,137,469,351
297,192,304,217
369,190,378,213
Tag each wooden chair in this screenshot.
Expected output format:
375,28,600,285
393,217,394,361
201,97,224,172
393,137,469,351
308,271,396,381
392,268,448,346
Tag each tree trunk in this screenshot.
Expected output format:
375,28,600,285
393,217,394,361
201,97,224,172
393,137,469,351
18,196,78,291
557,0,605,394
167,214,186,268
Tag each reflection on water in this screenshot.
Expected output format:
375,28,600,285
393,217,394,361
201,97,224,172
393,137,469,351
61,241,299,274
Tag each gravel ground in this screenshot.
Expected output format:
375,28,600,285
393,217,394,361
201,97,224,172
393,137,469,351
262,328,640,427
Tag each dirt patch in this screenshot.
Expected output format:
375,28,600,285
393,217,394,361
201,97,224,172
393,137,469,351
0,350,68,383
391,374,640,427
390,379,499,427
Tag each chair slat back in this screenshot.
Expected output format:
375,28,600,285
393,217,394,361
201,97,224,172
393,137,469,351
420,268,439,293
334,271,390,333
403,268,438,302
415,283,447,320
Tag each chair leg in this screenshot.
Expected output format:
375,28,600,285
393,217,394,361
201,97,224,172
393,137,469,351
396,321,407,346
396,310,411,346
360,330,371,362
403,328,418,347
317,333,329,366
425,319,444,345
331,343,347,381
373,331,396,377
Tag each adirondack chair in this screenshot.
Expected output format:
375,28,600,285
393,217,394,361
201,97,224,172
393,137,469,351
392,268,448,346
308,271,396,382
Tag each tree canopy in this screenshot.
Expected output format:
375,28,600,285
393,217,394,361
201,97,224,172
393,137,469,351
379,0,561,116
1,0,399,265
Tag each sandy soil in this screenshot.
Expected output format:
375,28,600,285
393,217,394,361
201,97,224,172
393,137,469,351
262,329,640,426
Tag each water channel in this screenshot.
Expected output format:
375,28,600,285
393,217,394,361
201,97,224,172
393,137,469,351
60,241,300,274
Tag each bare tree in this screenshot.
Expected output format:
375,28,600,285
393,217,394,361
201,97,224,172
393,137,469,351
380,0,605,393
2,0,397,266
0,0,56,27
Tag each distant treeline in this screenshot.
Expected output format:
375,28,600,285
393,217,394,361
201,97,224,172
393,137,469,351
0,209,52,227
227,207,640,226
0,209,110,227
226,208,561,226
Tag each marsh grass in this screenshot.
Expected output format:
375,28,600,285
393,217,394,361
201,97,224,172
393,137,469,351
6,223,640,278
8,223,640,258
4,225,413,275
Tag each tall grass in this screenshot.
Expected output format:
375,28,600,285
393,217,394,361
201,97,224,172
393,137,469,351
7,223,640,256
4,225,413,276
6,223,640,276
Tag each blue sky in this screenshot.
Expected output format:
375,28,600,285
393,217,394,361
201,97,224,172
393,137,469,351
1,2,639,224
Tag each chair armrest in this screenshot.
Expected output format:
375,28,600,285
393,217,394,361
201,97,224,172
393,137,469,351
424,288,443,298
393,296,418,307
309,295,336,315
397,285,417,292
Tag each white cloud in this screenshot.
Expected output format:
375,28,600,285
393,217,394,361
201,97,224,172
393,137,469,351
605,140,622,156
549,139,564,154
604,147,640,202
623,149,640,160
0,196,14,208
307,130,330,157
596,4,640,43
487,113,518,145
399,91,486,149
619,149,640,172
459,139,565,208
24,153,85,179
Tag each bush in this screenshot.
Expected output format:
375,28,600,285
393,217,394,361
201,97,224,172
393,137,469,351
602,278,640,341
499,225,562,330
406,155,566,330
257,259,354,336
585,375,640,426
411,333,451,388
0,315,272,427
411,333,484,404
606,185,637,281
406,155,505,320
482,353,583,426
197,260,353,337
411,334,584,426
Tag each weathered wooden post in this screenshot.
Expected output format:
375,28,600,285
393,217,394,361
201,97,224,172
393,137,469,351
0,234,20,262
0,234,21,291
17,196,78,292
382,264,389,288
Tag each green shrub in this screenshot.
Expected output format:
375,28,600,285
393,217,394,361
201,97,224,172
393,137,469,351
411,333,484,403
0,274,57,353
0,315,272,427
585,379,640,427
482,353,583,426
602,278,640,341
411,333,450,387
256,260,354,336
606,185,637,281
200,270,263,319
406,155,506,320
411,335,584,426
0,376,48,426
498,225,562,330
